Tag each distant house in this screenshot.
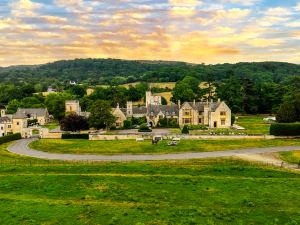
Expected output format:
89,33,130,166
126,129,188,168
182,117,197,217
0,116,13,137
13,108,50,126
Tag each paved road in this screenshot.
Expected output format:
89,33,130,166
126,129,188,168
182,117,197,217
7,138,300,162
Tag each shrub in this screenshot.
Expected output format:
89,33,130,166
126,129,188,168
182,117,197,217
123,120,132,129
182,125,189,134
157,118,179,128
270,123,300,136
28,119,38,126
138,123,152,132
0,133,22,144
231,114,236,125
187,125,208,130
132,117,147,126
62,133,89,139
276,102,298,123
60,113,89,132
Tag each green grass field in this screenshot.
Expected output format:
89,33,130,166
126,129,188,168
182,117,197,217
30,138,300,155
280,151,300,164
236,115,271,135
41,121,60,130
1,141,300,224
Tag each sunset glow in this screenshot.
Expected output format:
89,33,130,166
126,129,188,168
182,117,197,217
1,0,300,66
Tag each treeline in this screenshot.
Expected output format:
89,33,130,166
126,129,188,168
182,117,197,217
0,58,299,117
1,59,299,85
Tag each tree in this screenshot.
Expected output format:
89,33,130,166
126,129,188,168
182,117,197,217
67,85,86,98
276,102,298,123
171,82,195,102
60,114,89,132
6,99,21,114
20,96,45,108
88,100,116,129
45,92,75,120
182,125,189,134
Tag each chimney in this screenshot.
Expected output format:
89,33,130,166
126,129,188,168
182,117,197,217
0,109,5,117
117,103,120,108
193,99,196,106
178,100,181,108
211,99,213,103
218,98,221,103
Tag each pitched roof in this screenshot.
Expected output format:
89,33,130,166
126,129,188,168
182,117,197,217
13,108,48,119
148,104,179,116
185,102,221,112
0,116,11,123
132,106,147,114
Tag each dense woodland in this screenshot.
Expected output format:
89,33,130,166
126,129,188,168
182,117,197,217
0,58,299,122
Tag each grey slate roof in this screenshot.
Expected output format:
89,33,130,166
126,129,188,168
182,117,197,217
132,106,147,114
148,104,179,116
0,116,11,123
13,108,48,119
186,102,221,112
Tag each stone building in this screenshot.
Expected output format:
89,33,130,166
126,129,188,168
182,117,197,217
65,100,90,117
112,92,231,128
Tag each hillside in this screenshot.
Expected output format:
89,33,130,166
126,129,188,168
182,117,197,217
0,58,299,85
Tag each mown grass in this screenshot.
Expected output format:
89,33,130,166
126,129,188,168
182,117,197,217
30,138,300,155
280,151,300,164
236,115,271,135
1,141,300,224
41,121,60,130
0,158,300,224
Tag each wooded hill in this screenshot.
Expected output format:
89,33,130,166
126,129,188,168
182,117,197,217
0,58,299,85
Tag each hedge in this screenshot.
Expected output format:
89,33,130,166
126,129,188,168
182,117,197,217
62,133,89,139
0,133,22,144
270,123,300,136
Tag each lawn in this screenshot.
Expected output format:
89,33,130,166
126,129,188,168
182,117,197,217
279,151,300,164
41,121,60,130
30,138,300,155
236,115,271,135
0,158,300,224
1,141,300,224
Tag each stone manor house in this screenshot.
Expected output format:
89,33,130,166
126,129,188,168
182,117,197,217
67,91,231,129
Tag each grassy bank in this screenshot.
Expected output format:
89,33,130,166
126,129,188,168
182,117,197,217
30,138,300,155
280,151,300,164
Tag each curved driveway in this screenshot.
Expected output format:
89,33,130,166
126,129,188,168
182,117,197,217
7,138,300,162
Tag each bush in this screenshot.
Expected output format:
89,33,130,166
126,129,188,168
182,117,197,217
231,114,236,125
62,133,89,139
182,125,189,134
187,125,208,130
132,117,147,126
0,133,22,144
270,123,300,136
123,120,132,129
276,102,298,123
157,118,179,128
60,113,89,132
138,123,152,132
28,119,38,126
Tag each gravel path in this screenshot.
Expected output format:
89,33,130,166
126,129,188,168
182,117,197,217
7,138,300,162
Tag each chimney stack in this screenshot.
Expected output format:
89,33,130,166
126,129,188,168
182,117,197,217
193,99,196,106
178,100,181,108
218,98,221,103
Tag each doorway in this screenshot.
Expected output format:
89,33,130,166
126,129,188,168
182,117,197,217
213,121,217,128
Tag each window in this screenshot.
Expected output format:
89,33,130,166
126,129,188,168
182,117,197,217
184,118,191,124
184,111,190,116
8,125,11,128
198,118,202,124
220,111,226,116
221,119,226,125
17,122,20,125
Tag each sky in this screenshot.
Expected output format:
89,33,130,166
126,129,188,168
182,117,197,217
0,0,300,66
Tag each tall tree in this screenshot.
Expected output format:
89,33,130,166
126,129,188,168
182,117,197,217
60,114,89,132
88,100,115,129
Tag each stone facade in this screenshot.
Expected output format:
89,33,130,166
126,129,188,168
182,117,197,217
65,100,90,117
111,92,231,128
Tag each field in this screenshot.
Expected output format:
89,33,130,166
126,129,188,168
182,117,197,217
236,115,271,135
41,121,60,130
1,141,300,224
30,139,300,155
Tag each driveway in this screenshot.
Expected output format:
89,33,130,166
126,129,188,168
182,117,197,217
7,138,300,163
